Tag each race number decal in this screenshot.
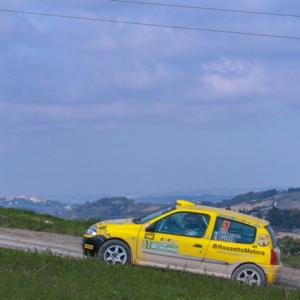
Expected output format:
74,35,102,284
222,220,231,231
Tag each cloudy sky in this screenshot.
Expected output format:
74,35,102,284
0,0,300,197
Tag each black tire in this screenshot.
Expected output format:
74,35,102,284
98,240,131,265
232,264,266,286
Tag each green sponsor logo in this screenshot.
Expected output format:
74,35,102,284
142,240,178,253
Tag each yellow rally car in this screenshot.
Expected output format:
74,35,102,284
82,199,282,285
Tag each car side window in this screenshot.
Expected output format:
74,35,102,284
212,217,256,244
154,212,210,237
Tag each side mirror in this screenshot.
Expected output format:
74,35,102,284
145,223,155,232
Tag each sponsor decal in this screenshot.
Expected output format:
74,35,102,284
219,214,236,220
257,234,270,247
213,231,241,242
84,244,94,250
142,240,178,253
212,243,265,255
145,233,155,240
100,229,107,235
161,237,177,244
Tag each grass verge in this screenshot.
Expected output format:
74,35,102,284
0,207,97,236
281,254,300,269
0,248,299,300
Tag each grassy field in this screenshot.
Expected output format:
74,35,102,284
0,207,97,236
281,254,300,269
0,248,299,300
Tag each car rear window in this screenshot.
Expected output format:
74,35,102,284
266,224,277,248
212,217,256,244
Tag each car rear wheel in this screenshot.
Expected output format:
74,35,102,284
98,240,131,265
232,264,266,286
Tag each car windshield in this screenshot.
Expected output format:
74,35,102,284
133,206,176,224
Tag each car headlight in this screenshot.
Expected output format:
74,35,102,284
86,225,97,236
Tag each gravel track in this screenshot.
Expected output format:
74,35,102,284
0,227,83,258
0,227,298,289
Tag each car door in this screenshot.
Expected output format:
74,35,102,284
202,217,258,275
136,211,212,270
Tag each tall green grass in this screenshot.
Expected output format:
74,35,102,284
281,254,300,269
0,207,97,236
0,248,299,300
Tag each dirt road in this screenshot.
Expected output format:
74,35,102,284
0,227,299,289
0,227,83,258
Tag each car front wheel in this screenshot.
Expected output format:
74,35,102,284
232,264,266,286
98,240,131,265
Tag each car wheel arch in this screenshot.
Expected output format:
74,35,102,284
231,263,266,285
98,238,132,264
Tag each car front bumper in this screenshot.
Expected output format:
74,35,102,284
82,235,107,256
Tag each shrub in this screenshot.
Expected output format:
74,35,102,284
278,236,300,255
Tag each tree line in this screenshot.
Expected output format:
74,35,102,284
266,207,300,229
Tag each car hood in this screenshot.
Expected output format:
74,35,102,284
97,218,134,225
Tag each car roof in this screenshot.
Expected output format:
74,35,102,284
175,199,269,227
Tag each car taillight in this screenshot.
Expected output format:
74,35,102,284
270,249,278,265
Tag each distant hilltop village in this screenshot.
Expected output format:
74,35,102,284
5,196,45,203
0,195,69,216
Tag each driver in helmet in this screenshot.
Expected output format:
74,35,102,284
182,213,206,237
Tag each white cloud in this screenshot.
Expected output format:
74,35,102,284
200,58,269,99
0,4,298,129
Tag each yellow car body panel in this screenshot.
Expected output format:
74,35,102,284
82,199,283,285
